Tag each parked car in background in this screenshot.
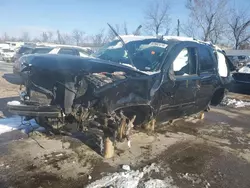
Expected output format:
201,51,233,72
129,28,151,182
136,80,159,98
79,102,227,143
226,55,250,69
232,63,250,85
13,46,91,75
5,41,25,50
8,36,234,157
227,55,239,67
49,46,90,57
238,55,250,65
11,45,34,62
13,46,54,75
1,48,16,62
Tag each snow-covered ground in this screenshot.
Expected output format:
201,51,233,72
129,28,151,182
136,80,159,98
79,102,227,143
221,98,250,108
86,163,178,188
0,116,42,135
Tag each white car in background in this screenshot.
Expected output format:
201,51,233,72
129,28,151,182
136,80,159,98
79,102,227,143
13,45,92,75
48,46,91,57
1,48,16,62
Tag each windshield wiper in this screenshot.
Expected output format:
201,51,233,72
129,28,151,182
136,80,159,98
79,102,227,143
107,23,135,68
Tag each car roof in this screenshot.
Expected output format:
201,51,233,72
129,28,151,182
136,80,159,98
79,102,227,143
117,35,195,43
33,46,53,49
115,35,219,50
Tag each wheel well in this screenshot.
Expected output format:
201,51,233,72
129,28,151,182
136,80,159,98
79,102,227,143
115,105,152,126
210,88,225,106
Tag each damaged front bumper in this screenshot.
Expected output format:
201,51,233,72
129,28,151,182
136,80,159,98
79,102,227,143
7,102,61,117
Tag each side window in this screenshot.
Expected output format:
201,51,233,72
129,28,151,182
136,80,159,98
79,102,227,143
199,47,215,73
172,47,197,76
217,51,228,77
58,48,76,55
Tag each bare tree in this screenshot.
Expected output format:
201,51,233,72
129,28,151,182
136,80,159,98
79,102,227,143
32,37,41,42
41,32,49,42
47,31,54,42
56,30,63,44
186,0,228,43
180,19,198,38
124,22,129,35
2,32,9,41
10,37,18,42
72,29,84,45
20,32,30,42
143,0,171,36
63,34,73,45
228,9,250,49
91,29,108,46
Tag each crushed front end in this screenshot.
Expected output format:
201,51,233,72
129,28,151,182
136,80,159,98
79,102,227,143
7,54,155,157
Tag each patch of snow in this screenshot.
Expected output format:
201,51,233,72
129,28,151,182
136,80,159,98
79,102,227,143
7,101,21,106
221,98,250,108
122,164,130,171
163,36,194,41
55,153,63,157
117,35,196,43
86,163,178,188
0,116,40,135
144,179,175,188
117,35,156,43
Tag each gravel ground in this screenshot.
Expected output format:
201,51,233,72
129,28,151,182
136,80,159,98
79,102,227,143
1,70,250,188
0,72,19,118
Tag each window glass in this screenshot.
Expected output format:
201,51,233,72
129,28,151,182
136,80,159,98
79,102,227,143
238,56,246,60
32,47,53,54
92,39,168,71
217,52,228,77
173,48,197,76
199,47,215,72
58,48,76,55
2,49,14,52
17,46,33,54
78,48,89,55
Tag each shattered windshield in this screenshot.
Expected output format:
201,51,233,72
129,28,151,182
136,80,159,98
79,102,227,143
92,39,168,71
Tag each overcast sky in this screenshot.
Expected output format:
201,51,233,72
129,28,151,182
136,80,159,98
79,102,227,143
0,0,250,38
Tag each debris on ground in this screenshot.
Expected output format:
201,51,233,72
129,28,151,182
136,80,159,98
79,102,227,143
0,116,43,135
221,97,250,108
121,164,131,171
86,163,178,188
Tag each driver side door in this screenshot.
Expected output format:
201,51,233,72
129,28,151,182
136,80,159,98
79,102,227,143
157,46,200,121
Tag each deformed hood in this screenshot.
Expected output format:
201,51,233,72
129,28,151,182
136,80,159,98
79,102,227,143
22,54,150,76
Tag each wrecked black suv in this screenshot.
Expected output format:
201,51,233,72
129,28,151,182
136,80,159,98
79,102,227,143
8,36,233,157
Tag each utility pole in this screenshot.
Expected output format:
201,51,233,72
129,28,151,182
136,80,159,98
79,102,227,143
177,19,180,36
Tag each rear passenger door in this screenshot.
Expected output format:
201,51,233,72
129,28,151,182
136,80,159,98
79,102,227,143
196,45,217,108
58,48,79,56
